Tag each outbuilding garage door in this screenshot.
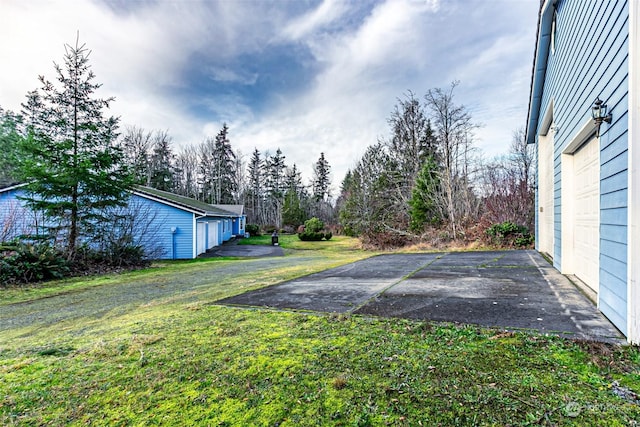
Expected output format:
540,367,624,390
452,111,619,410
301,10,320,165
207,221,219,249
572,137,599,293
197,222,207,256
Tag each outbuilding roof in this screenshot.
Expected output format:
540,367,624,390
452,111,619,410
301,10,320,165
133,186,240,217
0,183,243,218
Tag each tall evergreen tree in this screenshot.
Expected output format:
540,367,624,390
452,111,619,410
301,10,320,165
213,124,236,204
148,130,176,191
283,164,306,228
312,152,331,202
17,38,132,255
264,148,286,198
246,148,264,224
198,136,216,203
264,148,286,227
408,155,441,232
338,143,390,237
384,92,437,229
0,107,22,187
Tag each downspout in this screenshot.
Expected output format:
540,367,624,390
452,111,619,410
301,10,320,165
171,227,177,260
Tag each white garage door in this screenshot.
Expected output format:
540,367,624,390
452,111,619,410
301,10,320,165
197,222,207,256
572,137,599,293
207,221,219,249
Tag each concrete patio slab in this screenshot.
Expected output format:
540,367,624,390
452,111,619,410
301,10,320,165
217,250,624,342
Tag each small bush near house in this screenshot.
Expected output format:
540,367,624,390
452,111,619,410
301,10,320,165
485,221,534,247
0,240,69,286
245,224,260,236
71,242,148,274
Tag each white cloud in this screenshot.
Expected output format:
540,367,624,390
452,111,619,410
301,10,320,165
282,0,348,41
206,67,259,85
0,0,540,188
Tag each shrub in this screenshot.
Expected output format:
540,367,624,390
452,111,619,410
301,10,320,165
360,231,411,249
0,241,69,286
304,217,324,233
103,242,147,267
245,224,260,237
298,231,325,241
485,221,533,248
74,243,148,270
297,218,334,241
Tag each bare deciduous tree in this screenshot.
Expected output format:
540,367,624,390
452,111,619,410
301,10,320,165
480,127,535,230
425,82,480,236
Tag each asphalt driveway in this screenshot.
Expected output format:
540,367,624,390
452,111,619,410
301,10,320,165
218,250,624,342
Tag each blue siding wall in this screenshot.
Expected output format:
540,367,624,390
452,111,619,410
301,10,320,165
0,189,213,260
536,0,629,333
224,218,233,241
0,188,54,241
0,188,31,240
128,195,194,259
231,216,246,236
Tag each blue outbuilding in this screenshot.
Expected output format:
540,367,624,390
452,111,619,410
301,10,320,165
0,184,246,260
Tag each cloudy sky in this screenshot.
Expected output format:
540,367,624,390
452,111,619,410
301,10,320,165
1,0,539,187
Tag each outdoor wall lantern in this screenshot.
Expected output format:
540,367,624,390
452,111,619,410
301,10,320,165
591,97,612,136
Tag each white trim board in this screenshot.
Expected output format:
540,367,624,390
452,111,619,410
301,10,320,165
627,0,640,344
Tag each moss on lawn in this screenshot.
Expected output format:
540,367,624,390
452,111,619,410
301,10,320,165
1,237,639,425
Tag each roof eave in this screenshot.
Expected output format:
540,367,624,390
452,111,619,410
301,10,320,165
0,182,27,193
132,189,205,216
525,0,556,145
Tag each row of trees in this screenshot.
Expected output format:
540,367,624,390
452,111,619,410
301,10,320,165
2,35,534,271
116,126,335,229
337,83,534,247
0,39,337,261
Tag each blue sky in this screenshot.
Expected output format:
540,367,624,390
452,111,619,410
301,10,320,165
1,0,539,188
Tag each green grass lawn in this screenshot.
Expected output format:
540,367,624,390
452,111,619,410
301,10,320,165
1,237,639,426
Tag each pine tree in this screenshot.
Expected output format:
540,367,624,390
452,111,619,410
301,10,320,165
384,92,437,229
0,107,22,187
17,38,132,255
213,124,236,204
408,155,441,232
148,130,176,191
283,164,306,228
312,152,331,202
198,136,217,203
265,148,286,198
264,148,286,227
338,143,390,237
246,148,264,224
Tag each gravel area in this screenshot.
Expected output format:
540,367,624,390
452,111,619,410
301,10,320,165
0,256,307,332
